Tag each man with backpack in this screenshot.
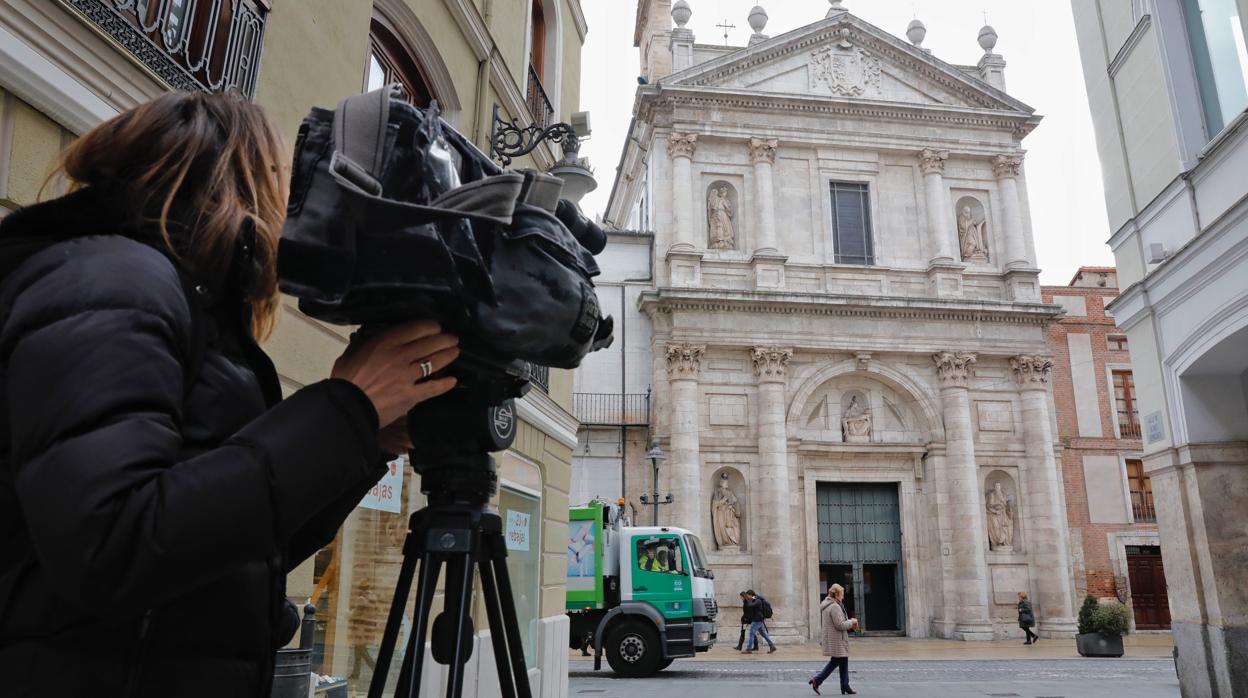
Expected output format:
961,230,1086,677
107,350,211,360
742,589,777,654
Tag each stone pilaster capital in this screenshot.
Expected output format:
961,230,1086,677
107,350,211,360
665,343,705,379
1010,355,1053,387
667,132,699,160
932,351,977,387
918,148,949,175
992,153,1024,179
748,137,779,165
752,346,793,382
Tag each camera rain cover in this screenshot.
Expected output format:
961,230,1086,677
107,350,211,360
278,85,612,369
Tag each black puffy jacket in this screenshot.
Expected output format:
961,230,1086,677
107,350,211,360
0,189,387,697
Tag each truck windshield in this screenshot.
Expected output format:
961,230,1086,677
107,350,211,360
684,534,712,578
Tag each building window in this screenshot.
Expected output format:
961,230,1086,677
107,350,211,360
1113,370,1142,438
1126,459,1156,522
1108,335,1130,351
530,0,547,83
830,182,874,265
365,14,433,106
1182,0,1248,136
526,0,555,128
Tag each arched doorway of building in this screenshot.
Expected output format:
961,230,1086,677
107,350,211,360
816,482,904,635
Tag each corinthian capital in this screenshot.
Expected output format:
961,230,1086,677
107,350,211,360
666,343,705,379
932,351,977,387
992,153,1024,179
667,132,698,160
918,148,949,175
752,346,793,381
748,137,779,165
1010,355,1053,387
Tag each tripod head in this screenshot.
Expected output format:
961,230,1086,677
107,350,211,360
405,386,519,507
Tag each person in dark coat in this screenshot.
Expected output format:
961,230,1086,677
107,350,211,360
0,92,460,697
742,589,776,654
1018,591,1038,644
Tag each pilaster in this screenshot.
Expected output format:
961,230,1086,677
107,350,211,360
993,154,1029,270
666,343,705,539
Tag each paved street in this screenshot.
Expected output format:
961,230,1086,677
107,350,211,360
569,659,1180,698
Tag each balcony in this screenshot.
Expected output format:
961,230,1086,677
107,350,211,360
573,393,651,427
1118,421,1142,439
529,364,549,393
68,0,268,97
1131,490,1157,523
526,64,554,130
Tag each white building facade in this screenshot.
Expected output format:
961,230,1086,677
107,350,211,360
1071,1,1248,695
577,0,1080,642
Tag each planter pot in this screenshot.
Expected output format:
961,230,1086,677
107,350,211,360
1076,632,1124,657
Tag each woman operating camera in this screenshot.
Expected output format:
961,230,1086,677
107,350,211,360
0,92,458,696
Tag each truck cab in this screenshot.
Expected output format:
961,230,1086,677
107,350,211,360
567,501,717,676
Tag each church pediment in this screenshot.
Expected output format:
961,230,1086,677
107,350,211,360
666,14,1031,114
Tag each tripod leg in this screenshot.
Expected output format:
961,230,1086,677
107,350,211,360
443,552,477,698
486,535,534,698
367,533,420,698
477,547,517,698
395,553,443,698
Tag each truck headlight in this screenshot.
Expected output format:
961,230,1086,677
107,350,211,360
699,631,710,642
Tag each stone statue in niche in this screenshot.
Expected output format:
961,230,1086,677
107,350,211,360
957,200,990,263
841,393,872,443
986,481,1015,551
707,185,736,250
710,473,742,551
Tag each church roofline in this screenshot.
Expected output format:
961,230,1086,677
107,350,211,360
661,12,1034,115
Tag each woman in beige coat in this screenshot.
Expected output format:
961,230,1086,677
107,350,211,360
808,584,857,695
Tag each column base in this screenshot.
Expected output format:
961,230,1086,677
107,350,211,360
953,622,996,641
666,247,705,287
749,619,808,645
927,260,966,298
1038,618,1078,639
751,251,788,290
930,619,958,639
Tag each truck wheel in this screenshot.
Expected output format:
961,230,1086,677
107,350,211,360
605,621,662,677
656,658,674,671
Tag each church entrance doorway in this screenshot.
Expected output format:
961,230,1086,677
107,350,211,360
816,483,904,634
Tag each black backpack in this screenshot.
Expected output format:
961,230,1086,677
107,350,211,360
760,596,774,620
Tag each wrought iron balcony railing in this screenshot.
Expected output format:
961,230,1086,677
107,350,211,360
1131,490,1157,523
1118,421,1142,439
67,0,268,97
529,364,549,393
526,64,554,130
573,393,650,426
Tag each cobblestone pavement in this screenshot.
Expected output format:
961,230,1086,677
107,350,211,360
569,658,1180,697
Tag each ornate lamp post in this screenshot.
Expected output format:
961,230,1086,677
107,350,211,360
489,105,597,203
638,442,672,526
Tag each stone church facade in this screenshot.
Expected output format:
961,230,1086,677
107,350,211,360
588,1,1079,642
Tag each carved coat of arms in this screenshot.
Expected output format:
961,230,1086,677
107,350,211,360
810,46,882,97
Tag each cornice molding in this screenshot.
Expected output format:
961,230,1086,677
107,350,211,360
638,287,1062,326
569,0,588,42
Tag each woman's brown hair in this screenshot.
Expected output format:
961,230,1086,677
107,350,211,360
52,91,288,339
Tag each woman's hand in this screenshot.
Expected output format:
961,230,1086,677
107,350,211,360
331,320,460,427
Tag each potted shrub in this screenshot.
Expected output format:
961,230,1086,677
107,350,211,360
1075,595,1130,657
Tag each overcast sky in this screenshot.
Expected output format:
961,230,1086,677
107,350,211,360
577,0,1114,286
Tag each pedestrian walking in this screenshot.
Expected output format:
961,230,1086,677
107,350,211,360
735,591,751,651
0,92,461,696
742,589,777,654
1018,591,1039,644
809,584,857,695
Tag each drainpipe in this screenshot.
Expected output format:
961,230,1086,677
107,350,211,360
472,0,496,148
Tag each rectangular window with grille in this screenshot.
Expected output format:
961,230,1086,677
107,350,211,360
830,182,874,266
1108,335,1129,351
1126,459,1156,523
1113,370,1141,438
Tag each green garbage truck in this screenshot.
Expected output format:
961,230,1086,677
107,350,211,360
566,500,718,676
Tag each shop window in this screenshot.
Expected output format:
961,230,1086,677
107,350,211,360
499,483,542,668
1113,370,1142,438
830,182,874,265
365,13,433,106
1182,0,1248,136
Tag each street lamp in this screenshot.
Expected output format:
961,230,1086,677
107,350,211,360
489,106,598,202
638,441,672,526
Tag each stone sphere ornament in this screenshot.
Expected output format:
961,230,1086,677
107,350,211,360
672,0,692,28
978,24,999,53
907,18,926,47
748,5,768,34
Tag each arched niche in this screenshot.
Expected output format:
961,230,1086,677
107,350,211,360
787,359,944,443
706,180,739,251
984,469,1021,552
954,195,990,264
709,466,747,552
794,372,928,444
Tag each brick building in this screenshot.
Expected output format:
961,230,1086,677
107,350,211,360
1044,267,1169,632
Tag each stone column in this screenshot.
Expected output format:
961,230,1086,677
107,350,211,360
1011,356,1077,636
666,343,704,538
668,133,699,250
918,149,956,264
993,154,1029,269
753,346,798,637
748,138,779,254
932,351,993,640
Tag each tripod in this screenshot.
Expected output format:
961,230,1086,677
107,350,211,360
366,399,533,698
